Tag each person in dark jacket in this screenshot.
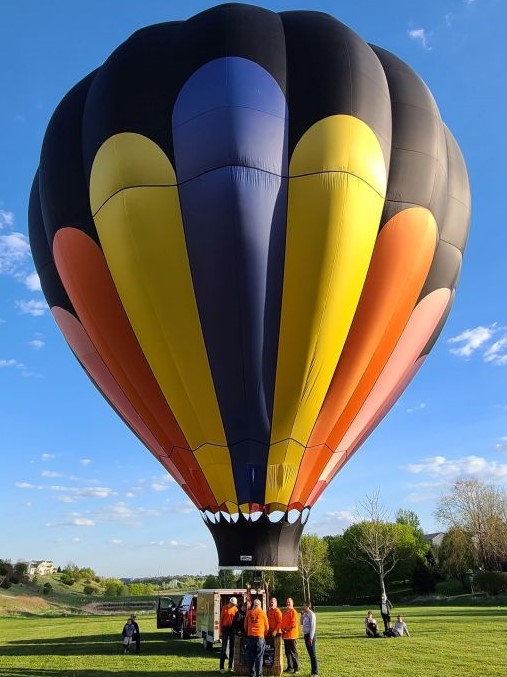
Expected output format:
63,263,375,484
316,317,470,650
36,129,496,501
233,599,251,636
130,615,141,653
121,617,135,654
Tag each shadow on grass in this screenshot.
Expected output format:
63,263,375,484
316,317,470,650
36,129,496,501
0,668,194,677
1,631,218,658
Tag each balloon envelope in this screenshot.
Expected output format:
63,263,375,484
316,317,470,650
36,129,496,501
29,4,470,569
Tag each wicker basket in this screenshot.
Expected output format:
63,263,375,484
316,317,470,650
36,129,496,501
233,635,283,676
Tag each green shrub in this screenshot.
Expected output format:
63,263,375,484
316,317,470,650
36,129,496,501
43,582,52,595
0,578,12,589
435,578,468,596
474,571,507,595
60,572,75,586
83,585,95,595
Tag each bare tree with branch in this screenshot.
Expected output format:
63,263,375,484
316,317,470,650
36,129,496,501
349,491,418,596
435,479,507,571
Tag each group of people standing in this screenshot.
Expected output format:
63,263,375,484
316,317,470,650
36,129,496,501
365,594,411,638
219,596,319,677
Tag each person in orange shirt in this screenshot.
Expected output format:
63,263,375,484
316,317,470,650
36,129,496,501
219,596,238,673
281,597,299,674
245,598,269,677
267,597,282,637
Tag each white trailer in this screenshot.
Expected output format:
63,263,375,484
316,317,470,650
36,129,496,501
196,588,266,650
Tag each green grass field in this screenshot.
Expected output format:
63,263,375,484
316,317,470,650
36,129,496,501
0,605,505,677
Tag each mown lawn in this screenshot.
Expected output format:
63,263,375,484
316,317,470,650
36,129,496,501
0,605,505,677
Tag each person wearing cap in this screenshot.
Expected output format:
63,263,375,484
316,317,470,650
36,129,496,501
220,596,239,673
267,597,282,637
245,598,269,677
281,597,300,674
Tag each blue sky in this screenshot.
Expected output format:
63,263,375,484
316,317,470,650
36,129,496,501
1,0,506,579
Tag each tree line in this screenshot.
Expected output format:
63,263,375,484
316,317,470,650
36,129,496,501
3,479,507,602
267,479,507,605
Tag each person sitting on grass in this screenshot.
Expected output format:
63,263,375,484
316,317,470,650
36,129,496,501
393,614,411,637
365,611,381,638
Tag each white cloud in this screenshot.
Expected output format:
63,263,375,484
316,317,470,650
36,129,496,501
80,459,92,467
49,485,117,499
42,470,64,478
406,402,426,414
408,28,431,50
483,337,507,366
0,211,38,294
0,210,15,228
16,299,48,316
496,437,507,452
148,539,206,550
0,232,31,275
448,324,507,365
72,517,95,527
41,453,56,461
151,474,176,492
448,324,495,357
25,271,41,291
94,502,142,527
15,481,37,489
0,359,25,369
28,338,44,349
405,454,507,482
310,509,356,536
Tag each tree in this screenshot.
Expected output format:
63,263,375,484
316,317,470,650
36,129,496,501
13,561,28,582
79,567,96,581
202,574,220,589
218,570,237,588
438,527,477,584
298,534,333,606
395,509,422,532
104,578,124,597
349,492,423,596
435,479,507,571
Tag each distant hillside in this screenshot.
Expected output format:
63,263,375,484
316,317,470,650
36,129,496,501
0,575,99,616
0,574,188,617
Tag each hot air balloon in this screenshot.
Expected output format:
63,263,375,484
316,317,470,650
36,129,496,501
29,4,470,570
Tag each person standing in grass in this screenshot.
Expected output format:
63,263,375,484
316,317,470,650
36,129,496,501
281,597,300,674
245,598,269,677
130,614,141,653
302,602,318,677
267,597,282,637
121,617,135,654
219,596,238,673
380,592,392,634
